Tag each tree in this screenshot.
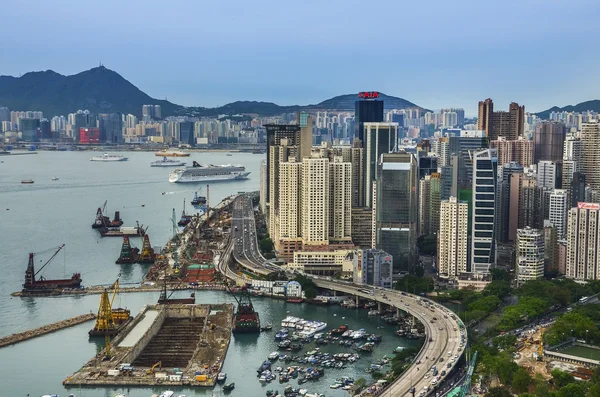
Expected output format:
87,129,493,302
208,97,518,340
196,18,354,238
551,369,575,388
493,334,517,350
534,374,550,397
484,386,512,397
415,264,425,278
490,268,512,282
259,236,274,253
512,367,533,394
589,384,600,397
556,383,586,397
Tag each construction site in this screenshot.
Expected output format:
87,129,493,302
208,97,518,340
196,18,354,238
63,303,233,388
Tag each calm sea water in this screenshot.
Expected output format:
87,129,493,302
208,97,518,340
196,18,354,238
0,151,416,397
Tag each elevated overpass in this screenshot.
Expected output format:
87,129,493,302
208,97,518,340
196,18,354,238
218,194,467,396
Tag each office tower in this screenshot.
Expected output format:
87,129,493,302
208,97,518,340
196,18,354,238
440,155,459,201
534,121,566,163
351,208,373,248
339,143,364,208
363,122,399,207
549,189,569,239
438,197,468,279
418,154,438,179
561,160,577,203
179,121,195,146
471,148,498,274
374,152,418,272
39,119,51,140
99,113,123,143
20,118,40,141
125,114,138,129
419,174,441,236
477,98,524,141
448,135,488,187
496,163,523,243
516,227,545,283
477,98,494,137
355,97,384,143
353,249,393,288
544,221,558,274
0,107,9,122
519,175,544,230
259,159,267,215
537,160,562,189
566,203,600,280
581,121,600,190
571,172,587,208
490,137,534,167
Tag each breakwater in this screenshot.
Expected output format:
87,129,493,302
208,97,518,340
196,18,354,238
0,313,96,348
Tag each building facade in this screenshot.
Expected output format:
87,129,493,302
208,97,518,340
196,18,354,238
581,121,600,191
353,249,393,288
438,197,468,279
516,227,545,283
566,203,600,280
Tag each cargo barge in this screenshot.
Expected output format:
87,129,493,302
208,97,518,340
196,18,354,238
115,236,139,264
92,201,123,229
22,245,82,294
100,223,146,237
231,286,260,333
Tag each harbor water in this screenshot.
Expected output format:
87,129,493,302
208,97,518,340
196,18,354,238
0,151,417,397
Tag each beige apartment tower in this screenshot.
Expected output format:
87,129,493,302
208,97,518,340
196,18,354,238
566,203,600,281
580,121,600,191
438,197,468,279
516,227,545,283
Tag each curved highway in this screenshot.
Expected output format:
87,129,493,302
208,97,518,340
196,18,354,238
219,194,467,397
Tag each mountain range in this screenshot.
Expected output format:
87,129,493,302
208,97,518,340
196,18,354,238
534,100,600,120
0,67,424,118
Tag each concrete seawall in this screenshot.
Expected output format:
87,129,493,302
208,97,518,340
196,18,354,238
0,313,96,348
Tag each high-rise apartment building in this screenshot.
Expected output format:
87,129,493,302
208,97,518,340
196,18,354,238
374,152,418,273
0,107,9,122
496,163,523,243
549,189,569,240
329,157,353,242
477,98,524,141
355,97,384,143
419,173,441,236
259,159,267,215
534,121,566,163
544,221,558,274
471,148,498,274
566,202,600,280
516,227,545,283
339,142,364,208
563,135,581,161
490,137,534,167
581,121,600,190
537,160,562,189
438,197,468,279
363,122,399,207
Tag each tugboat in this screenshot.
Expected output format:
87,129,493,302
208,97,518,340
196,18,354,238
21,244,82,294
191,188,207,207
137,234,157,264
229,285,260,333
177,199,193,227
115,236,139,264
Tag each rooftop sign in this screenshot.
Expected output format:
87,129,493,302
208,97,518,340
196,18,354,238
358,91,380,99
578,202,600,210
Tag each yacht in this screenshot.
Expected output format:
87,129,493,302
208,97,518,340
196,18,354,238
159,392,175,397
281,316,301,328
151,156,186,167
217,372,227,382
90,153,128,162
169,161,249,183
155,149,191,157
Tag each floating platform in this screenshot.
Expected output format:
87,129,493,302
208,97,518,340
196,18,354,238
63,303,233,388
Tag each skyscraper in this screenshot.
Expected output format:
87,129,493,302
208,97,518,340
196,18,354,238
549,189,569,240
99,113,122,143
537,161,562,190
477,98,494,137
179,121,195,146
534,121,566,163
490,137,534,167
516,227,545,283
581,121,600,191
438,197,468,279
495,162,523,243
363,122,399,207
374,152,418,273
354,96,384,143
20,118,40,141
419,173,441,236
471,148,498,274
566,202,600,280
477,98,525,141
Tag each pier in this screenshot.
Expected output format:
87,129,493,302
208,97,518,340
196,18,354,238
0,313,96,348
63,303,233,388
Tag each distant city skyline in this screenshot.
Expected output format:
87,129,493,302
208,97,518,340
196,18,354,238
2,0,599,115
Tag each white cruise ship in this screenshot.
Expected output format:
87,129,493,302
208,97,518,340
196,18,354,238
90,153,128,162
169,161,250,183
151,157,186,167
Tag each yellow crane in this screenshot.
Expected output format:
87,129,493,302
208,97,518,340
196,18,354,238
146,361,162,374
90,276,130,337
537,327,545,361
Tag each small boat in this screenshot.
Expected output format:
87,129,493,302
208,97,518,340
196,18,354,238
330,383,342,389
159,392,175,397
51,177,59,181
268,351,279,360
261,322,273,331
21,179,34,184
217,372,227,382
90,153,128,162
223,382,235,391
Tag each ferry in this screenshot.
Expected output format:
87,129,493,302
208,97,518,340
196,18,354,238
21,179,34,184
90,153,128,162
151,156,186,167
155,149,191,157
169,161,249,183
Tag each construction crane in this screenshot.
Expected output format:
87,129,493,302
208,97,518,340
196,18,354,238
537,327,545,361
146,361,162,374
89,276,131,337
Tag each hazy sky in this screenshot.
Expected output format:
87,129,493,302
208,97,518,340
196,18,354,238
2,0,599,115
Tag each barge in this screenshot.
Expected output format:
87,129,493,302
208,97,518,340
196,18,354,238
22,245,82,294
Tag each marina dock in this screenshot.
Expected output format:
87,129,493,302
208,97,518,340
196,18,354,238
0,313,96,348
63,303,233,388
